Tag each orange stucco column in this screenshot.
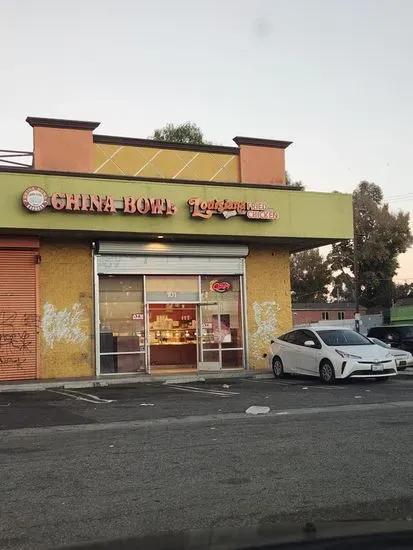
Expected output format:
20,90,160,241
26,117,100,173
233,136,292,185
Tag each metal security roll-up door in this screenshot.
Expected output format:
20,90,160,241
96,242,248,275
0,247,38,381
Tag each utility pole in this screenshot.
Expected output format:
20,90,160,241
353,202,360,332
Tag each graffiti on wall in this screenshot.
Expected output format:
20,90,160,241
41,303,87,349
0,311,38,370
249,301,280,364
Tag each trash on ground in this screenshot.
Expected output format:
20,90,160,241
109,445,114,448
223,384,230,389
245,405,270,415
139,403,155,406
354,395,362,399
302,387,308,390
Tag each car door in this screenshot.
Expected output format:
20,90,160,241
278,331,299,373
293,329,321,376
282,330,311,375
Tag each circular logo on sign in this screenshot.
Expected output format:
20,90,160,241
22,187,48,212
210,280,232,293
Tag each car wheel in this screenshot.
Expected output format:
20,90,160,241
319,360,335,384
272,357,284,378
376,377,390,381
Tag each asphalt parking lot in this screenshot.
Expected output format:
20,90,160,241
1,374,413,431
1,374,413,549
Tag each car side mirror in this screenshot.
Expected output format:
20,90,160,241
304,340,316,347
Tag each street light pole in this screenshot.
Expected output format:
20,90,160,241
353,202,360,332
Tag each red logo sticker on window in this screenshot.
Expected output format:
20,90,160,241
210,280,232,293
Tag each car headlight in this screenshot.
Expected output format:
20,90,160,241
335,349,362,360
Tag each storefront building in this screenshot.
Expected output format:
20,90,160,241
0,117,353,381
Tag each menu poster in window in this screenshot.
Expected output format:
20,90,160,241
212,314,231,343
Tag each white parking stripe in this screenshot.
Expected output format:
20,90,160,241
47,389,114,403
168,385,238,397
66,389,116,402
177,385,239,395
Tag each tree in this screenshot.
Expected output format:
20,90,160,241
394,282,413,302
285,171,304,188
151,122,207,144
290,249,332,303
328,181,413,309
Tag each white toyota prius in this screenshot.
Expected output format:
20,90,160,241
269,326,398,383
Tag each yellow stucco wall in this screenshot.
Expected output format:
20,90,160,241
93,143,240,183
246,247,292,369
39,241,94,379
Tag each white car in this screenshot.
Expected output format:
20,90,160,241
269,326,398,383
368,337,413,371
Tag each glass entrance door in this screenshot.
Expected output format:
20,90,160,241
197,302,221,370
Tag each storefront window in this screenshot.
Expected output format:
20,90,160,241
97,274,245,373
99,276,145,374
201,276,243,349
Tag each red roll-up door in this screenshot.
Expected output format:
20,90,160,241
0,246,38,381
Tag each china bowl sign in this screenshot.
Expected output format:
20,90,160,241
21,187,278,222
22,187,49,212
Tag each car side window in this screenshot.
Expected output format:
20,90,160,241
383,329,401,343
293,330,308,347
302,330,322,349
283,331,298,344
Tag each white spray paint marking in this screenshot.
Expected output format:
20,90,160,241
41,302,87,349
250,301,280,364
47,389,114,403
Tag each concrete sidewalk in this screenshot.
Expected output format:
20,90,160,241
0,369,274,393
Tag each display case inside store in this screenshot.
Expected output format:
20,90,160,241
149,304,197,345
149,304,197,368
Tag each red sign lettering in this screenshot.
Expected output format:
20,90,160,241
187,197,277,221
210,280,232,293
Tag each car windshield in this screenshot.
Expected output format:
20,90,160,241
316,330,373,346
370,337,390,349
396,326,413,338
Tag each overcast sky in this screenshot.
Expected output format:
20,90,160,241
2,0,413,280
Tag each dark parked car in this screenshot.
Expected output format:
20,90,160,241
367,325,413,354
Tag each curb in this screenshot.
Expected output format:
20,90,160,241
0,370,273,393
